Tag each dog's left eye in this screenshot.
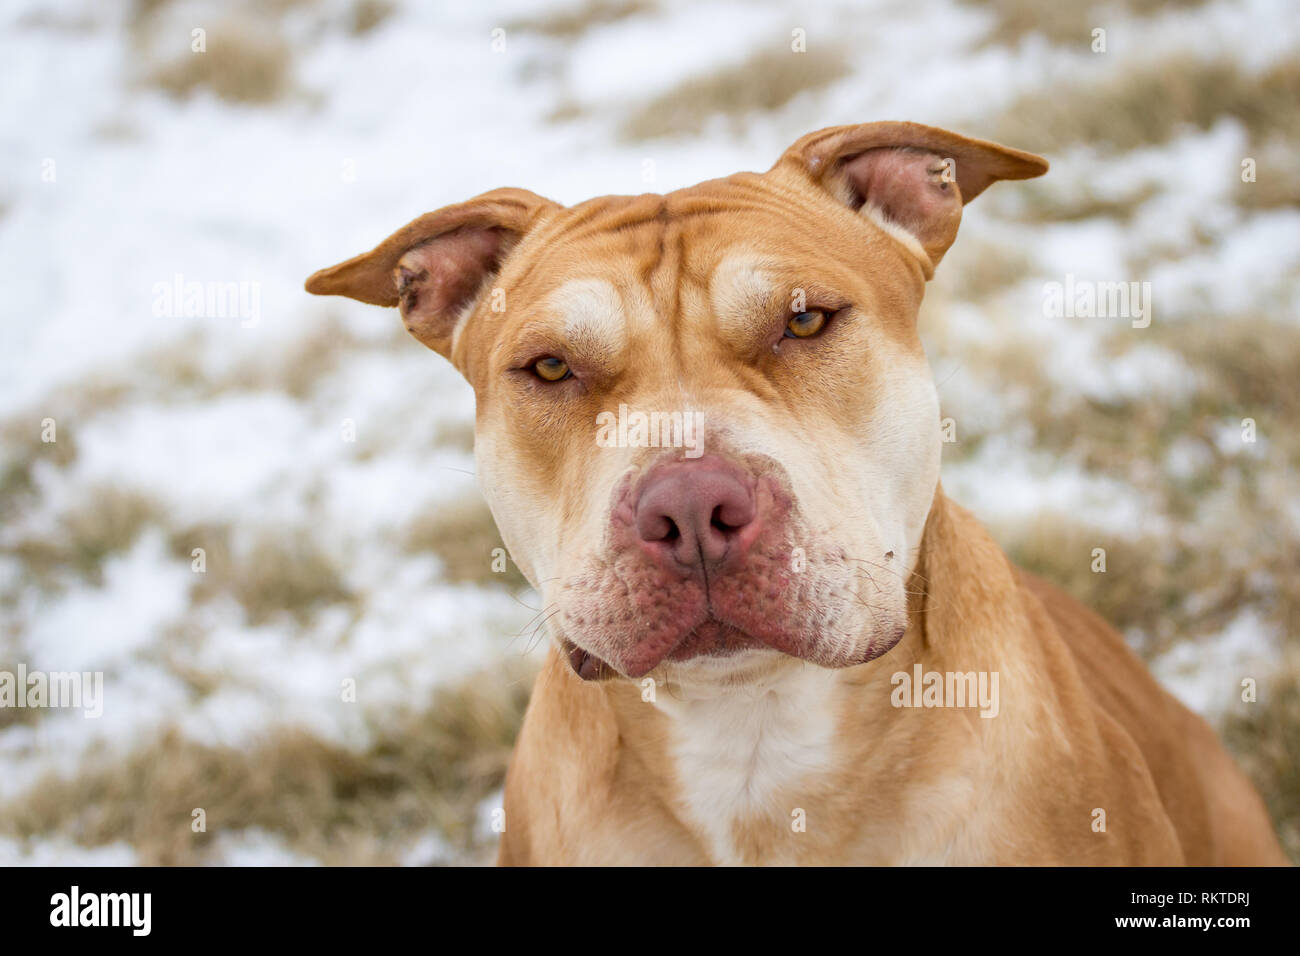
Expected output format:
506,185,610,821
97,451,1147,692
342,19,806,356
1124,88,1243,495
785,310,829,339
531,356,572,382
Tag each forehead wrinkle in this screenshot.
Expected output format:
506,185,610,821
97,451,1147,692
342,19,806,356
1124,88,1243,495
709,252,779,345
547,277,628,360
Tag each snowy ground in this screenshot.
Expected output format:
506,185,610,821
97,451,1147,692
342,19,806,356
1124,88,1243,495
1,0,1297,864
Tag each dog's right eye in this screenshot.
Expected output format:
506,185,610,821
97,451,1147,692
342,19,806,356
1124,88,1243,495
531,356,572,382
785,310,829,339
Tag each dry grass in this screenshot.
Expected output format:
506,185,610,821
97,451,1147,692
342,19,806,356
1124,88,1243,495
0,662,535,865
1008,512,1299,859
942,305,1300,660
349,0,394,36
1000,179,1162,225
434,419,477,455
962,0,1208,47
1234,136,1300,210
993,57,1300,154
143,20,294,105
1162,314,1300,426
129,0,391,102
930,232,1036,303
128,0,310,105
0,662,43,730
999,493,1297,660
4,486,163,590
1222,656,1300,862
219,317,366,400
171,524,355,626
618,46,851,142
404,495,529,591
998,515,1188,653
979,313,1300,479
506,0,657,38
6,318,372,421
0,414,79,524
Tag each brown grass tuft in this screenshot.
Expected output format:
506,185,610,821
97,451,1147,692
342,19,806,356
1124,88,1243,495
0,662,43,730
947,304,1300,660
1222,656,1300,862
142,20,294,105
0,415,79,523
962,0,1208,47
507,0,657,39
0,662,535,865
998,514,1185,654
930,232,1036,303
349,0,394,36
999,180,1162,225
404,495,529,591
179,526,355,626
222,317,365,400
4,486,163,589
993,57,1300,154
1234,137,1300,211
618,46,850,142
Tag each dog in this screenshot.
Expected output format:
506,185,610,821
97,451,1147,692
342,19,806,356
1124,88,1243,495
306,121,1287,865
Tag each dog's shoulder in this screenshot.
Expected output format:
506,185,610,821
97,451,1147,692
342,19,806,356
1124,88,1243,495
1013,567,1284,864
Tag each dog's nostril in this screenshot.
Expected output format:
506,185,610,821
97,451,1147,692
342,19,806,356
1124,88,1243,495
710,506,738,533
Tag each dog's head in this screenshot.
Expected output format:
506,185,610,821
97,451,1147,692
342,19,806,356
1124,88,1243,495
307,122,1046,686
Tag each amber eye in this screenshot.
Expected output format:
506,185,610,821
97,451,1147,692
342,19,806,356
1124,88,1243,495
532,356,571,382
785,310,828,339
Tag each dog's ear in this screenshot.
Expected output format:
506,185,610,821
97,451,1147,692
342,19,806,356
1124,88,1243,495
304,187,559,356
773,121,1047,276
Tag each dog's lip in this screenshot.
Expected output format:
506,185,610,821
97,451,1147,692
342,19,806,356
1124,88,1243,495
562,639,615,681
665,618,762,662
562,617,765,681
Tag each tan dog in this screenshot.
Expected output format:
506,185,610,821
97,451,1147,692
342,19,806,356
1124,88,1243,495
307,122,1286,866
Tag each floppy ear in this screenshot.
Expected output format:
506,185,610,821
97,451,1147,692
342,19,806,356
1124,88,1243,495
773,121,1047,276
304,187,559,356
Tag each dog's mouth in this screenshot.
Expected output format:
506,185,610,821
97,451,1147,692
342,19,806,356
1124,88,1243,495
562,617,764,681
563,639,613,681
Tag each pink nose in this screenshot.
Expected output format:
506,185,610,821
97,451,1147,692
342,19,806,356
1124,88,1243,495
635,458,758,569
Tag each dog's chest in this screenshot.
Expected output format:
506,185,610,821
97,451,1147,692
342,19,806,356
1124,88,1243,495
653,668,839,865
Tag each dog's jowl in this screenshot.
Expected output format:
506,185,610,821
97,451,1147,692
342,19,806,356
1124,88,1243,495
307,121,1287,866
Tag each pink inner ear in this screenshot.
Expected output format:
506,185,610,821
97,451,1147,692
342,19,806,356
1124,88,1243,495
394,226,504,345
838,148,963,261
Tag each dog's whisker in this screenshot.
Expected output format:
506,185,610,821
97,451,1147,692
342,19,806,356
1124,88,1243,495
508,602,558,649
504,590,542,612
524,607,562,654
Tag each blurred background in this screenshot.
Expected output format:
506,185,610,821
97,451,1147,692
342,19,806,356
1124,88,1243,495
0,0,1296,865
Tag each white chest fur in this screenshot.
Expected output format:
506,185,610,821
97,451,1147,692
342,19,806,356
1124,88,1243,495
652,662,840,865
